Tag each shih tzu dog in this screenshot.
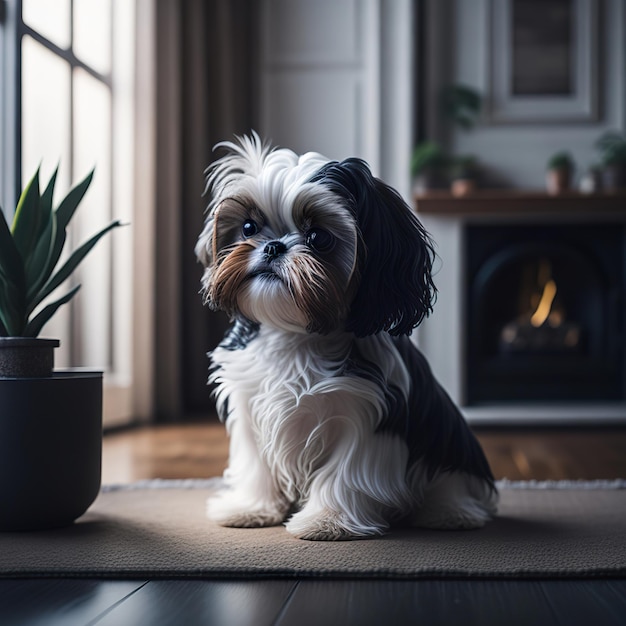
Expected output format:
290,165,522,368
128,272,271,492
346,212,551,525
196,133,498,541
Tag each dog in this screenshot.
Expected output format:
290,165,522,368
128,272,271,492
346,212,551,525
196,133,498,541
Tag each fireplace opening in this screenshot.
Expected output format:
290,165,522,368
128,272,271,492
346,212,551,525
466,223,625,404
499,257,583,355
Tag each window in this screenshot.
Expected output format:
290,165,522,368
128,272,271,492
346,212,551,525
1,0,148,427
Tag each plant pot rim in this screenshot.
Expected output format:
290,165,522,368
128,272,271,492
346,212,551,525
0,369,103,382
0,337,60,347
53,369,103,379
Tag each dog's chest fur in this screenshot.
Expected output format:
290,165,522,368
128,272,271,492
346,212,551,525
210,324,390,496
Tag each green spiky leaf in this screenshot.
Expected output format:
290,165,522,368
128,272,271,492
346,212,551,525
0,280,24,336
37,166,57,238
38,169,95,294
26,211,58,302
0,166,122,338
25,167,58,296
23,284,81,337
0,207,27,334
0,207,24,283
28,219,123,315
55,169,94,231
11,168,42,264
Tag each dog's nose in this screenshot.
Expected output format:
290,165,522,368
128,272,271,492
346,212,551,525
264,240,287,259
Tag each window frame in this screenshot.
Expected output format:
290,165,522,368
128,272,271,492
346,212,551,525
1,0,156,427
0,0,21,217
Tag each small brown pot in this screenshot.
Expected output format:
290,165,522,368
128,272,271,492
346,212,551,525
546,168,572,195
451,178,477,197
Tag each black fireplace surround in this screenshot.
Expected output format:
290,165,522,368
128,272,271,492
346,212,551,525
465,223,626,404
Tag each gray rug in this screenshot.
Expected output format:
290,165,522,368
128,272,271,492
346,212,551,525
1,480,625,579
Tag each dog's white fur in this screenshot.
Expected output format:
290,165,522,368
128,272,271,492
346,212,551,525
196,133,498,541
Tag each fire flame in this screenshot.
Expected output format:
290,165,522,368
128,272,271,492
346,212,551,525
500,258,581,353
530,278,557,327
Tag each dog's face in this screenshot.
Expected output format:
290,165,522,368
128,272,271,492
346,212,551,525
196,134,436,336
197,153,360,334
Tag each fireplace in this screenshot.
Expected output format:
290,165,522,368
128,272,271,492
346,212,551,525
414,192,626,423
465,223,625,404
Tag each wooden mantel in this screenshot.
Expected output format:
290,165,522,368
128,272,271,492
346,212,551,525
414,190,626,216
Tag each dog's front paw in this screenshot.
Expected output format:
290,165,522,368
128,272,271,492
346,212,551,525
285,509,383,541
206,494,286,528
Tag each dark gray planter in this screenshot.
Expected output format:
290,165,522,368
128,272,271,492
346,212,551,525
0,338,60,378
0,371,102,531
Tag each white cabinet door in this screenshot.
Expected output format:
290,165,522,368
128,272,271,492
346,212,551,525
259,0,381,172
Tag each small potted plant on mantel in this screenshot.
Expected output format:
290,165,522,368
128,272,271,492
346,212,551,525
0,167,122,531
595,131,626,191
440,84,484,195
449,155,481,197
546,151,575,195
411,141,447,194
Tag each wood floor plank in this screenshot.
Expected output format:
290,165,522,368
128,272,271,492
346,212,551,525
0,579,147,626
276,580,544,626
474,427,626,481
1,578,622,626
102,423,626,485
93,579,297,626
102,423,228,484
276,579,626,626
537,580,626,626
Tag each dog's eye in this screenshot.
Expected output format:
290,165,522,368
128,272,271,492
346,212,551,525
305,227,335,253
242,220,259,238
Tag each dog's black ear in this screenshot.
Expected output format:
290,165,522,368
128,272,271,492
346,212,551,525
310,158,436,336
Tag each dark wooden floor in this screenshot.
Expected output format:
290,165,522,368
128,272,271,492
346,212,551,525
1,578,626,625
2,422,626,625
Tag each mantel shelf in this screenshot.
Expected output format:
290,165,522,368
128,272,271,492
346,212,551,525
414,190,626,216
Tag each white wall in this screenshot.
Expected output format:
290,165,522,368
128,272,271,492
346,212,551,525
259,0,414,198
429,0,626,189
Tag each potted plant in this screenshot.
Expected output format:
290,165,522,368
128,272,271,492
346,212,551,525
440,84,485,194
595,132,626,191
0,167,122,531
440,84,482,131
449,155,480,197
411,141,447,194
546,152,575,195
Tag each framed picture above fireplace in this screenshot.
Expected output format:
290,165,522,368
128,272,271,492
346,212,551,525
488,0,599,124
